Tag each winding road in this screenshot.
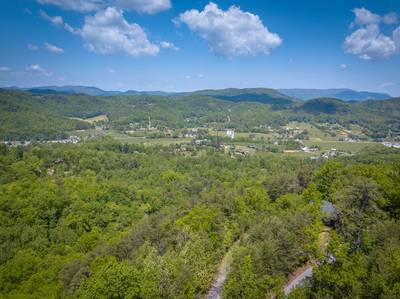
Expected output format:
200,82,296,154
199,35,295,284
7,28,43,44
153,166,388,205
283,228,330,296
205,228,330,298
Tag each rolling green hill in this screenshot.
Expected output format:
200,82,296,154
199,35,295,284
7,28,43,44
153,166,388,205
186,88,295,106
0,90,90,140
279,88,391,101
298,98,351,114
0,88,399,140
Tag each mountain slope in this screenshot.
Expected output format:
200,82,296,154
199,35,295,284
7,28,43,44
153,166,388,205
299,98,350,114
279,88,391,101
188,88,295,106
0,89,90,140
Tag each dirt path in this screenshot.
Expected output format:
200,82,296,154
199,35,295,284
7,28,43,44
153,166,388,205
205,240,240,299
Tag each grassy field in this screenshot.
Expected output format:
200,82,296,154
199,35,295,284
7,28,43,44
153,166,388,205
285,121,380,154
209,129,274,138
108,130,191,145
74,128,191,145
72,122,383,154
304,140,382,153
70,114,109,124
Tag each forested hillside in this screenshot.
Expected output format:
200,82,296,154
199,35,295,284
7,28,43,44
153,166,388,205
1,89,400,141
0,140,399,298
0,90,90,140
279,88,391,102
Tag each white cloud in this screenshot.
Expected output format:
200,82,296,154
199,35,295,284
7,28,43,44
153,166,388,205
107,67,115,73
352,8,398,26
394,26,400,49
28,43,39,51
116,0,171,14
64,23,79,34
344,8,400,60
177,2,282,57
79,7,159,58
26,64,53,76
383,12,399,25
37,0,171,14
344,24,396,60
0,66,10,72
37,0,101,12
39,9,64,26
340,64,347,69
44,42,64,53
353,7,381,25
160,41,179,51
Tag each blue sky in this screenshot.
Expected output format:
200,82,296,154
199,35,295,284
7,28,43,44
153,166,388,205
0,0,399,95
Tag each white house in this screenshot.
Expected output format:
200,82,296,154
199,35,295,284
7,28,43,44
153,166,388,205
226,129,235,139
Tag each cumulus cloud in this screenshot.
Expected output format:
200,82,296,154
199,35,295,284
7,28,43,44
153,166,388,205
78,7,159,58
44,42,64,53
344,8,400,60
383,12,399,25
353,7,381,25
177,2,282,57
116,0,171,14
340,64,347,69
344,24,396,60
26,64,53,76
0,66,10,72
39,9,64,26
37,0,171,14
160,41,179,51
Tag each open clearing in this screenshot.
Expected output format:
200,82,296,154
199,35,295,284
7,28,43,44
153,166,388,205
70,114,109,124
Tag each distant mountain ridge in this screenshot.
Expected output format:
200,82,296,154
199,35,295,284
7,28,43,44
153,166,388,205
4,86,392,102
279,88,391,102
7,86,173,97
184,88,295,106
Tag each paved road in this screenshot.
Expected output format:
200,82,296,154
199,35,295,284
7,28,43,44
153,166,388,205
283,266,313,295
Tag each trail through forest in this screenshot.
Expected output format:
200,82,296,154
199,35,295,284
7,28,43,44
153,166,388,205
205,239,241,299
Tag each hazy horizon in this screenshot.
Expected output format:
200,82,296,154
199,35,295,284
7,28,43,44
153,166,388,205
1,84,396,97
